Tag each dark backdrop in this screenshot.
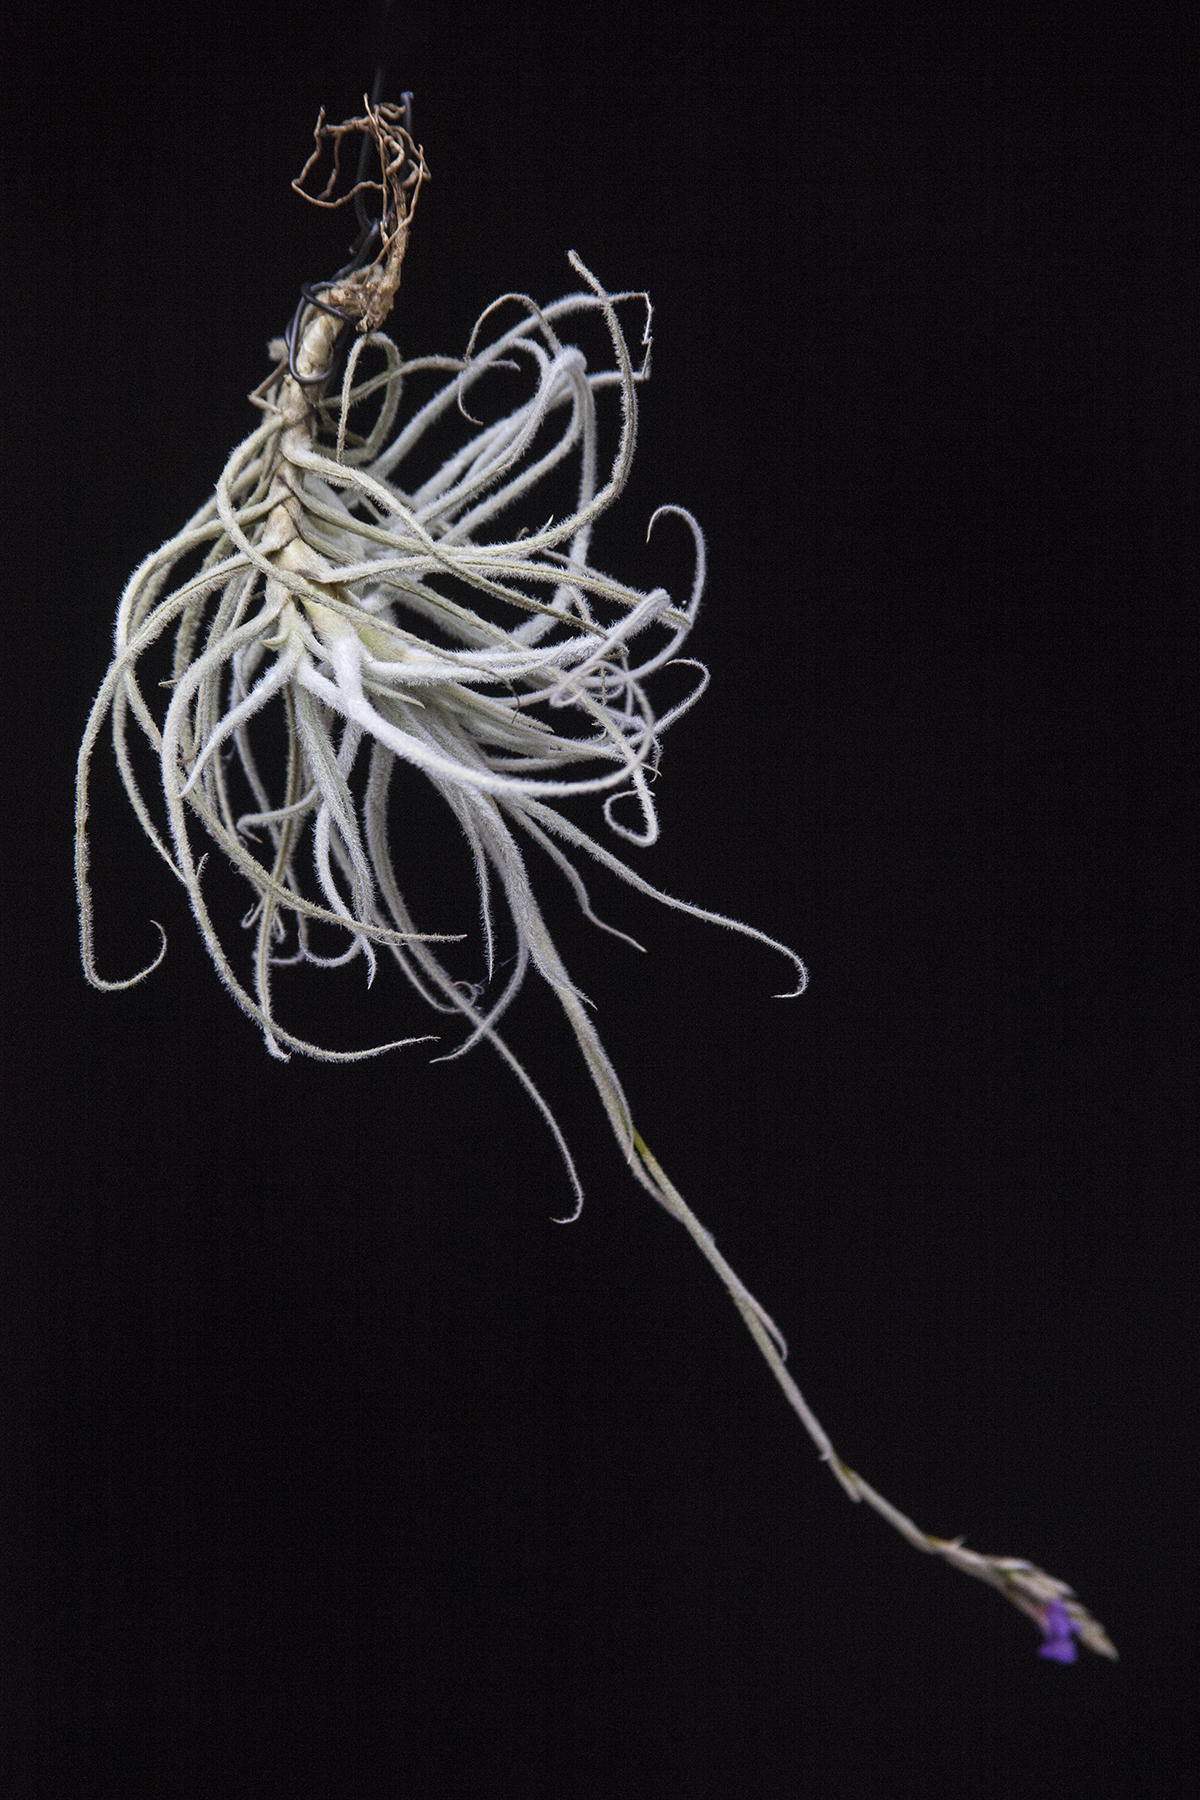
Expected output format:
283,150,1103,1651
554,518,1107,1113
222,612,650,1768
5,6,1197,1795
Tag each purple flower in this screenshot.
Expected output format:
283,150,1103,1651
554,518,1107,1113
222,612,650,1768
1038,1599,1079,1663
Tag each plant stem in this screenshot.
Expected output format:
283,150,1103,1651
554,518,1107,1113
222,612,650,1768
629,1130,1118,1658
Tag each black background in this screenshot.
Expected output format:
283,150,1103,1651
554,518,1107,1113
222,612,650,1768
6,4,1198,1795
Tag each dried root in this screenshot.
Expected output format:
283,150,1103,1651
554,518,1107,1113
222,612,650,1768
292,100,429,334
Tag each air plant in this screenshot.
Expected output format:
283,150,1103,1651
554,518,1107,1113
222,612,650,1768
75,99,1116,1661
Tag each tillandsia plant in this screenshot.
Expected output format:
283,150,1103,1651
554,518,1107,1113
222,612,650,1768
76,99,1116,1663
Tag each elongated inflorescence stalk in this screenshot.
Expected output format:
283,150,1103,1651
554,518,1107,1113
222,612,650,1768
76,104,1116,1661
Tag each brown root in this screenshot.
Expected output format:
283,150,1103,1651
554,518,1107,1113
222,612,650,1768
291,98,430,334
